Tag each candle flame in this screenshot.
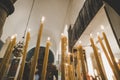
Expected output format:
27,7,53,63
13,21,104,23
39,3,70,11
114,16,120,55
41,16,45,23
100,25,105,30
115,58,119,63
97,32,100,36
28,28,31,32
67,52,71,55
65,63,69,66
47,37,50,41
90,33,93,37
61,33,64,36
11,34,17,39
78,40,82,44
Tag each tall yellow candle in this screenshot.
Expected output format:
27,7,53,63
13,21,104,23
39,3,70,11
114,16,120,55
90,37,107,80
41,37,51,80
61,34,67,80
77,45,87,80
0,38,12,72
61,34,67,63
0,34,17,80
0,37,11,61
29,16,45,80
76,49,82,80
98,35,120,79
102,32,120,75
17,31,31,80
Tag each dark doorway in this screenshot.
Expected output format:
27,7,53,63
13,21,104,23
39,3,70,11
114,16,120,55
26,46,54,64
23,46,58,80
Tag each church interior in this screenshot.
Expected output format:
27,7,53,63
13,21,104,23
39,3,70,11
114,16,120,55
0,0,120,80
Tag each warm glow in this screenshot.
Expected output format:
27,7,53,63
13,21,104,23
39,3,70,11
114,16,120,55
41,16,45,23
90,33,93,37
61,33,64,36
98,50,101,53
115,58,119,63
47,37,50,41
65,63,69,66
78,40,82,44
97,32,100,36
28,28,31,32
11,34,17,39
100,25,105,30
67,52,71,55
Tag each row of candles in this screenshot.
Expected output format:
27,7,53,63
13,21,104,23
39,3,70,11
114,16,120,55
20,16,52,80
61,33,88,80
0,16,120,80
61,30,120,80
0,16,52,80
0,34,17,80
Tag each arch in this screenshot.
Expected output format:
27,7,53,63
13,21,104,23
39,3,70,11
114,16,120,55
26,46,54,64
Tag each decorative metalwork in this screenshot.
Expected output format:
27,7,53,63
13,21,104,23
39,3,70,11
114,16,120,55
13,41,24,57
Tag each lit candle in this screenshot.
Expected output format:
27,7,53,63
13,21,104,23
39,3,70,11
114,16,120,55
0,34,17,80
77,45,87,80
0,37,11,70
76,48,81,80
102,32,120,77
61,33,67,80
0,37,11,58
98,34,120,79
29,16,45,80
17,31,31,80
61,33,67,63
41,37,51,80
90,36,107,80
